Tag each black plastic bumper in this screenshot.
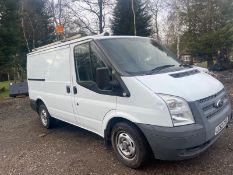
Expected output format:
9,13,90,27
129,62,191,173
137,114,232,160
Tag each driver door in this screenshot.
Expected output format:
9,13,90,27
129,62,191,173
70,41,117,134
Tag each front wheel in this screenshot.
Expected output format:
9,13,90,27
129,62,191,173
111,122,149,169
38,104,54,129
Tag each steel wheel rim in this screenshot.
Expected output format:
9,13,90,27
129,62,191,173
116,132,136,159
40,109,48,126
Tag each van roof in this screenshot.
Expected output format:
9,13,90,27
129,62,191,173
27,35,148,56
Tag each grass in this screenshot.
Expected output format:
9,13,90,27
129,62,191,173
194,60,219,69
194,61,208,68
0,81,10,99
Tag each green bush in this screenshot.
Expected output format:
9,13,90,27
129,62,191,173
0,81,9,99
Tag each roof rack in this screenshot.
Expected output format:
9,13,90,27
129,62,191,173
62,34,82,42
32,41,62,52
31,31,111,52
31,34,83,52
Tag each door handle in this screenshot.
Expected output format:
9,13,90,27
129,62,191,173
73,86,77,94
66,86,71,94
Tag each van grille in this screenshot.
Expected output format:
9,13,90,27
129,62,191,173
198,89,229,119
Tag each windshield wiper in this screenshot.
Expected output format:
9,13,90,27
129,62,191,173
148,64,175,74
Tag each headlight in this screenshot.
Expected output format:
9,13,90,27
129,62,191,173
159,94,195,126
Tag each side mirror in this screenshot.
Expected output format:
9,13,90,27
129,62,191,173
96,67,110,89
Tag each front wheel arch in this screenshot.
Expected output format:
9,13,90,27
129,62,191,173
110,121,152,168
104,117,130,146
104,117,151,151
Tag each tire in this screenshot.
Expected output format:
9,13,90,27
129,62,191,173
38,104,54,129
111,122,149,169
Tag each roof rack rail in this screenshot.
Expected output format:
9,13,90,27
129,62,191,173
32,41,62,52
31,32,110,52
32,34,83,52
61,34,82,42
97,31,111,36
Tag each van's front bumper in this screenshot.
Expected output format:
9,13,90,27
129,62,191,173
137,123,222,160
137,100,232,160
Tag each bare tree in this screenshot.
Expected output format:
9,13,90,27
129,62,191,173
161,0,185,57
131,0,137,36
63,1,97,34
68,0,114,34
21,0,38,51
20,0,30,52
48,0,59,25
146,0,162,40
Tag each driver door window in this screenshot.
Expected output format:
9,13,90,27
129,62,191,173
74,43,93,81
74,42,111,92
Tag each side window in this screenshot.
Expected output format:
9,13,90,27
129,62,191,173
90,42,108,82
74,42,111,91
74,43,93,81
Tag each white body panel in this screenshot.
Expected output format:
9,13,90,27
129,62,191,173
135,69,223,101
117,77,172,126
68,42,117,135
73,86,117,134
28,46,76,124
27,36,224,138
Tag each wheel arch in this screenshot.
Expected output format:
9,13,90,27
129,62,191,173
103,115,150,151
35,97,47,113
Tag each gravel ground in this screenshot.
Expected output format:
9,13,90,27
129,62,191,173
0,70,233,175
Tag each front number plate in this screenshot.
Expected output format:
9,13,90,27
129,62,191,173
215,117,228,135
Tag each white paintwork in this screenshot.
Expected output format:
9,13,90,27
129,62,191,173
28,45,76,124
100,77,173,136
27,36,224,138
68,42,117,135
135,68,223,102
194,66,209,74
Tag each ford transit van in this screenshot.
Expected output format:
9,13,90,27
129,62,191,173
27,36,232,168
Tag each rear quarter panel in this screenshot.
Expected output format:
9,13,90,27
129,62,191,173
27,46,75,123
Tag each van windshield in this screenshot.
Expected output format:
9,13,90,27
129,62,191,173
98,38,182,75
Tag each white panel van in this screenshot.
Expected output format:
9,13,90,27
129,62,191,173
27,36,232,168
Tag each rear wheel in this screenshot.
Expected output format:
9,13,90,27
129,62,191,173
38,104,54,129
111,122,149,169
